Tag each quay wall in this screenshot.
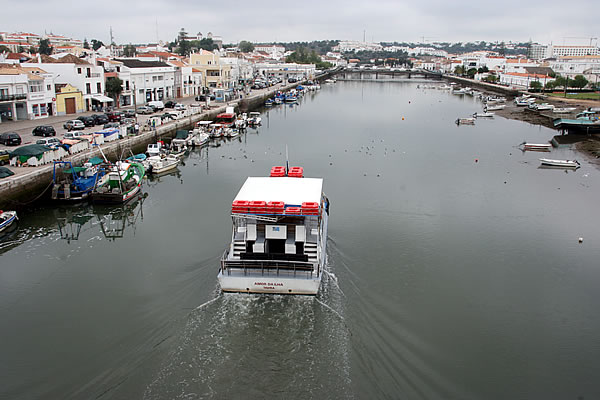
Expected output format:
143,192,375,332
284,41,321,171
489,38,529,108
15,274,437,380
0,80,315,209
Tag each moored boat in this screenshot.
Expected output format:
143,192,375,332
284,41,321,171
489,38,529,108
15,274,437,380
218,166,330,295
91,161,145,204
456,117,475,125
473,112,494,118
0,210,18,233
520,142,552,151
539,158,580,168
51,158,105,202
552,107,577,114
484,104,505,111
247,112,262,126
147,155,179,174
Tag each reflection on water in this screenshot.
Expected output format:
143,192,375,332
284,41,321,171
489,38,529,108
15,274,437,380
53,193,147,242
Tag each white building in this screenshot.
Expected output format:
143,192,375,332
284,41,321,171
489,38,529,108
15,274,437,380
335,41,383,53
27,55,107,112
116,59,176,105
0,64,55,121
548,45,599,57
254,45,286,60
167,60,203,98
253,62,316,80
221,57,254,86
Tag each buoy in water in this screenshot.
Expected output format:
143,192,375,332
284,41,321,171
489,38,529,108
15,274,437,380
475,159,478,163
579,237,583,243
402,117,405,120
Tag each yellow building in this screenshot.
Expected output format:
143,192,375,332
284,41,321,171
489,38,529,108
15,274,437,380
189,49,233,90
56,84,84,115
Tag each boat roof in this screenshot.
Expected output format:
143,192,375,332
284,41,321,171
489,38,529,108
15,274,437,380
234,177,323,205
216,113,235,118
197,121,212,125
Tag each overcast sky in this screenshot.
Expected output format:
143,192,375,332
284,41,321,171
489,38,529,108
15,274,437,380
7,0,599,46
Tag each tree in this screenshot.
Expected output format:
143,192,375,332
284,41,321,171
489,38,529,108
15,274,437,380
0,45,10,53
177,39,191,56
545,80,556,90
105,77,123,104
553,75,567,88
29,46,37,55
484,75,497,83
91,39,104,51
123,44,136,57
238,40,254,53
453,65,465,75
38,39,53,55
83,38,90,49
178,28,188,42
18,45,25,53
466,68,478,78
571,75,588,89
529,81,542,91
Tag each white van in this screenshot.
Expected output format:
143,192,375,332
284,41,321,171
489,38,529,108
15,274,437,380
147,101,165,111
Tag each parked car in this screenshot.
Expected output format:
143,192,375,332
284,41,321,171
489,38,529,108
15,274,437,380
136,106,153,115
194,94,215,101
164,101,176,108
63,120,85,131
122,109,136,118
36,137,61,147
91,114,109,125
0,132,22,146
174,103,186,111
147,100,165,111
287,78,298,83
32,125,57,137
63,131,88,140
103,122,120,129
106,111,123,122
0,150,9,165
77,116,95,127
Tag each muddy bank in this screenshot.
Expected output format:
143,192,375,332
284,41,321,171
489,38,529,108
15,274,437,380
465,83,600,164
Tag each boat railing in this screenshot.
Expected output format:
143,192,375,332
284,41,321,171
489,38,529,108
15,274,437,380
220,249,315,278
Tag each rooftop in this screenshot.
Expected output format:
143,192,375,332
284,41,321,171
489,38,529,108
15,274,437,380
234,177,323,206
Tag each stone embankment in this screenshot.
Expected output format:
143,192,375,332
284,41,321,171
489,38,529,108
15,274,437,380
0,75,332,209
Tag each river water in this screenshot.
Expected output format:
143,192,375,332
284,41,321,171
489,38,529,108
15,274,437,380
2,81,600,400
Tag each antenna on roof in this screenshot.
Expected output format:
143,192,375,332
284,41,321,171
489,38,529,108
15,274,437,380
286,145,289,174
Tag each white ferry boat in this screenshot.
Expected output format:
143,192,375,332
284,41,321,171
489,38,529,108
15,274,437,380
219,166,330,295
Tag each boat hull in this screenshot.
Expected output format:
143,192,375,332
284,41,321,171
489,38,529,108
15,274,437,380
218,272,322,295
91,185,141,204
0,212,17,233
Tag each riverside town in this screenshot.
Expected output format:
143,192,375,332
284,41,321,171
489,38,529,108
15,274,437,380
1,17,600,400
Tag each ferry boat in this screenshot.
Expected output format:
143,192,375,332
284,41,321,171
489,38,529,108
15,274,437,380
219,166,330,295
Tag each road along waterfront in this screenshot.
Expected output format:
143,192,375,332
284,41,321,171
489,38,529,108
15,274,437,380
1,80,600,399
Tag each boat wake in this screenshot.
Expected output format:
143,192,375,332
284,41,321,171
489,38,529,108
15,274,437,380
144,268,352,399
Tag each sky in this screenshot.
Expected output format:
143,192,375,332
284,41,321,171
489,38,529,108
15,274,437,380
6,0,599,47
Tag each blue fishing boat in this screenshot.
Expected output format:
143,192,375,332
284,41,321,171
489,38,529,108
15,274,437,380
51,158,105,202
265,98,274,107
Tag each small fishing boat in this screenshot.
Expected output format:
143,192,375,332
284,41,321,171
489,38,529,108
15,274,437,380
539,158,580,168
530,103,554,111
51,159,105,202
147,142,163,157
473,112,495,118
91,161,145,204
247,112,262,126
552,107,577,114
484,104,505,111
147,155,179,174
265,98,274,107
0,210,18,233
456,118,475,125
520,142,552,151
274,97,283,105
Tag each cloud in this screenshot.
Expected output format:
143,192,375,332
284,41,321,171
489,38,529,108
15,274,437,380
7,0,600,46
